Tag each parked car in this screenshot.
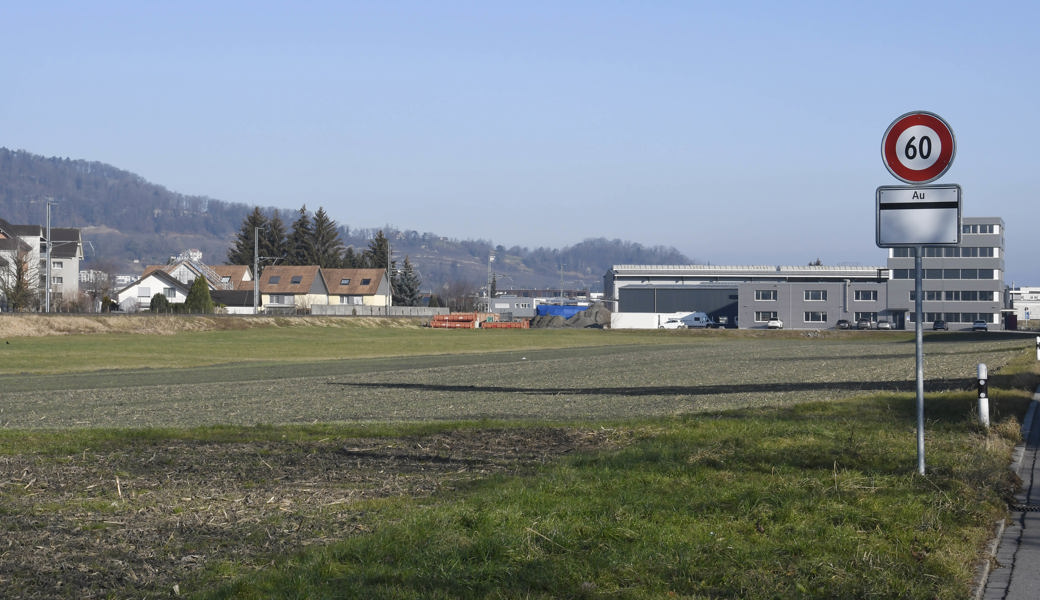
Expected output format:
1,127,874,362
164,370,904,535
766,318,784,329
660,318,687,329
972,320,989,332
836,319,851,330
856,319,872,330
932,320,948,331
877,319,893,330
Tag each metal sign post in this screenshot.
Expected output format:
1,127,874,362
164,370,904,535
877,111,960,475
914,246,925,475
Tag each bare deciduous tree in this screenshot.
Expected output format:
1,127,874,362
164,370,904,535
0,248,40,312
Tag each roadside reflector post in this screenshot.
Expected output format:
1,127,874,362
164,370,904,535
1036,336,1039,361
977,363,989,429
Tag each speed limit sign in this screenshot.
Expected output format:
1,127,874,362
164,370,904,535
881,111,956,184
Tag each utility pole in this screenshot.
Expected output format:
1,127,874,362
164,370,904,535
487,252,495,312
45,199,56,313
559,262,565,300
253,226,260,314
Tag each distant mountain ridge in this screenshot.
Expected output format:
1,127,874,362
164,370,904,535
0,147,693,291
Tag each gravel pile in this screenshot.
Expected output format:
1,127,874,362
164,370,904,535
530,302,611,329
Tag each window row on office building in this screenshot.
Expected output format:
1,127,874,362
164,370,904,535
603,217,1008,330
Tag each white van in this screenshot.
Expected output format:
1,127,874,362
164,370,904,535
680,312,715,328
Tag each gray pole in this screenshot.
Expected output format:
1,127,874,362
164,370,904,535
253,226,259,314
914,246,925,475
45,200,53,313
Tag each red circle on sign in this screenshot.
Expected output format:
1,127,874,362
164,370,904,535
881,111,956,183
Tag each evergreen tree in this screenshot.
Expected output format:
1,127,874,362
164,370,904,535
312,206,345,268
227,207,268,265
265,212,290,262
288,206,316,266
149,292,171,313
392,256,422,306
342,246,360,268
363,230,389,269
184,276,214,313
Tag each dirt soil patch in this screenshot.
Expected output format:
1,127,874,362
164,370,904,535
0,427,622,599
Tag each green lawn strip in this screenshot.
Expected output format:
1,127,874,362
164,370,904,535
0,420,486,456
198,391,1030,600
0,327,675,375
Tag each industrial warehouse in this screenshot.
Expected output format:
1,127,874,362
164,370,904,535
604,216,1008,331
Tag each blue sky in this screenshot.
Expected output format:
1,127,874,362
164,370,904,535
4,2,1039,282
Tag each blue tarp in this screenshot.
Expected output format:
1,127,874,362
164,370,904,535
536,305,585,318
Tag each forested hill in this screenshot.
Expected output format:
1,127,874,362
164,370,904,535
0,147,692,291
0,148,248,269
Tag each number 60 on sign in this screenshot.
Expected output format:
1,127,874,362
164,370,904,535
881,111,956,184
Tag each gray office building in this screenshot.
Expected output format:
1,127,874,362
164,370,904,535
884,216,1005,330
604,216,1006,330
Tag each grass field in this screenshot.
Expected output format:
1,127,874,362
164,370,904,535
0,317,1037,598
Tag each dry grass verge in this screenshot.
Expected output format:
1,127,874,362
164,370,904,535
0,426,623,599
0,314,422,338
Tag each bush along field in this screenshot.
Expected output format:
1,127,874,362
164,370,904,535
0,324,1037,599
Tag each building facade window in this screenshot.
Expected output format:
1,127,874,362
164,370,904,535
804,290,827,301
897,268,996,280
803,311,827,323
754,311,778,322
269,294,293,304
911,312,995,324
854,290,877,301
755,290,777,301
855,312,878,322
164,287,176,299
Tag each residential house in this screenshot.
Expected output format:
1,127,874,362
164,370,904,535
322,268,390,309
116,250,248,312
0,216,83,310
258,265,328,313
116,269,191,312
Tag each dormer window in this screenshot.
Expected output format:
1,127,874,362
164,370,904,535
268,275,280,284
340,278,350,285
360,278,371,285
291,275,303,284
